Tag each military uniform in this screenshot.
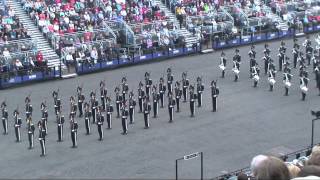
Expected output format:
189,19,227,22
122,77,129,101
167,68,174,95
211,80,220,112
182,72,190,101
38,121,46,157
128,92,136,124
27,117,35,149
70,118,78,148
168,93,176,123
96,107,104,141
120,104,129,135
196,77,204,107
90,92,99,124
77,87,85,117
278,41,286,72
159,78,166,108
1,102,8,135
25,97,33,121
52,90,61,115
105,97,114,129
13,110,22,142
174,82,182,112
56,111,65,141
189,85,197,117
219,52,227,78
115,87,123,118
84,102,92,134
143,98,152,129
100,81,108,110
145,72,153,98
151,86,160,118
137,82,145,113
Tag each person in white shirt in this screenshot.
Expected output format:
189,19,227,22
90,47,98,64
15,59,23,70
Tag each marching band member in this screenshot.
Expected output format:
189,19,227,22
151,86,159,118
25,95,33,121
264,43,271,56
115,86,123,118
100,81,107,110
77,86,85,117
56,110,65,141
145,72,152,98
249,45,256,77
196,77,204,107
13,108,22,142
167,68,174,95
41,102,48,135
121,77,129,101
69,96,77,120
70,116,78,148
251,64,260,88
210,80,219,112
143,97,152,129
283,68,293,96
262,53,271,75
232,59,240,82
84,102,91,134
120,102,129,135
90,92,99,123
52,90,61,115
292,40,299,68
96,106,104,141
300,73,309,101
105,97,114,129
219,51,227,78
27,117,35,149
181,72,189,101
137,81,145,112
38,121,46,157
303,36,312,65
248,44,256,59
268,61,277,91
1,101,8,135
168,92,176,123
128,91,136,123
174,81,182,112
159,78,166,107
315,65,320,95
278,41,286,71
189,85,197,117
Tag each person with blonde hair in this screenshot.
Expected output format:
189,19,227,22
287,163,301,178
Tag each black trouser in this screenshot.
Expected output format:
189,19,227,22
2,118,8,134
121,117,127,134
153,102,158,117
97,124,103,140
197,92,202,107
106,113,112,129
144,113,149,128
222,70,225,78
39,139,46,156
279,56,283,71
138,98,143,112
122,93,126,102
212,96,217,112
71,131,77,148
92,108,96,123
270,84,274,91
15,126,20,142
293,55,298,68
101,98,105,110
85,118,90,134
302,92,306,101
160,93,164,107
190,100,195,117
116,102,120,118
285,87,289,96
169,106,174,122
57,124,63,141
307,54,311,65
78,102,83,117
264,61,268,75
129,107,134,123
168,83,172,95
146,87,150,97
28,132,34,149
176,98,180,112
183,87,187,102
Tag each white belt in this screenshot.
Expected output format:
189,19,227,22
122,116,127,118
169,105,173,108
130,106,133,108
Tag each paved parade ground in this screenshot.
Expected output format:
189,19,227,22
0,35,320,179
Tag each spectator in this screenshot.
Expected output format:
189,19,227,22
287,164,301,179
14,59,23,71
308,151,320,166
36,51,43,66
251,154,269,176
294,165,320,179
254,156,290,180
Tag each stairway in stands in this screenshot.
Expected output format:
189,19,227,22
267,12,289,31
7,0,65,69
154,0,199,48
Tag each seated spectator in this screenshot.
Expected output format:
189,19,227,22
294,166,320,179
14,59,23,71
287,164,301,179
253,156,290,180
36,51,43,66
307,151,320,166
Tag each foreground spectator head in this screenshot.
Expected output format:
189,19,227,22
308,151,320,166
297,165,320,178
237,172,248,180
254,156,290,180
312,145,320,154
250,155,268,176
287,164,301,178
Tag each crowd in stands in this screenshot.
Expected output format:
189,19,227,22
219,145,320,180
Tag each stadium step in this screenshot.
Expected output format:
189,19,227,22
7,0,65,69
154,0,200,48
